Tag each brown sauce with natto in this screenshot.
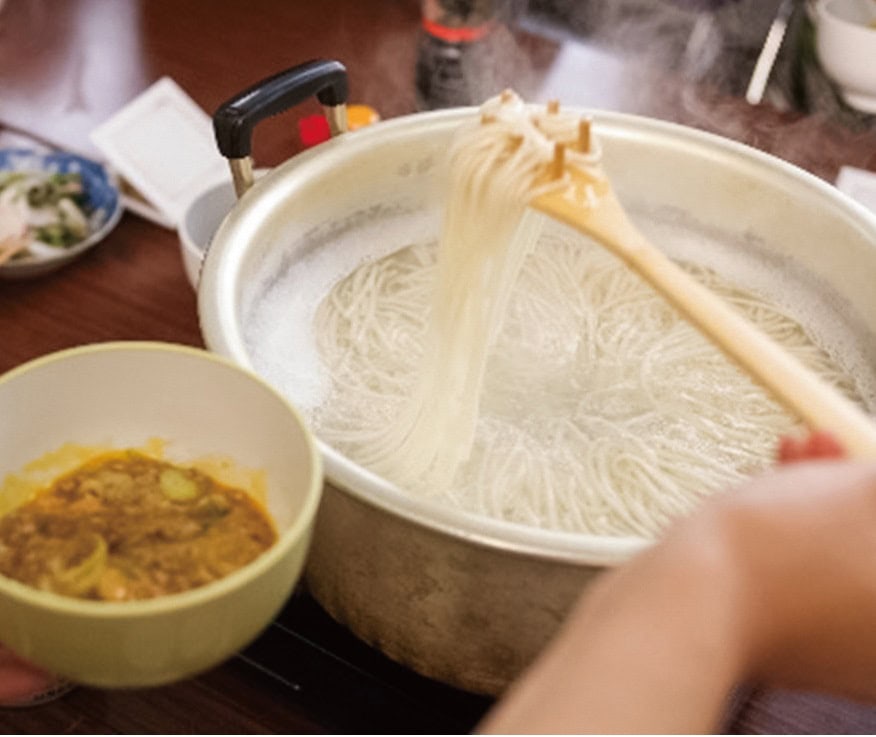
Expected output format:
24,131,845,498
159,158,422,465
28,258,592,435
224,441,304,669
0,451,276,601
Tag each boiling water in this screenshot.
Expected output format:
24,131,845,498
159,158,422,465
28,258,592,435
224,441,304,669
243,206,441,411
244,205,876,537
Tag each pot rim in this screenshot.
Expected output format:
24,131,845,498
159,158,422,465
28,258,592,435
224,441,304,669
199,105,876,568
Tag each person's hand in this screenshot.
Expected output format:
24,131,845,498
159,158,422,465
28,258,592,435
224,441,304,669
0,644,56,706
708,457,876,702
776,429,845,463
481,434,876,734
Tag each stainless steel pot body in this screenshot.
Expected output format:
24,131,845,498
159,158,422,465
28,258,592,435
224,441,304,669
199,108,876,695
308,481,601,694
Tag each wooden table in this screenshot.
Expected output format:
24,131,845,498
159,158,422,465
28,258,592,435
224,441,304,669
2,0,876,732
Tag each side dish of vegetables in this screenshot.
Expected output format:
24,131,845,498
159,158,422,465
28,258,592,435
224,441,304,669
0,170,90,256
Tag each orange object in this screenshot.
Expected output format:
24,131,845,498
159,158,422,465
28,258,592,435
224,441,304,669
421,17,494,43
347,104,380,131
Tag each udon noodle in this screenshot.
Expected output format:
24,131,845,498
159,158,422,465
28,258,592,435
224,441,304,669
313,232,860,537
307,92,865,538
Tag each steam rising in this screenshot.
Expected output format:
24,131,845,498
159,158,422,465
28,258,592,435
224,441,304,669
510,0,875,179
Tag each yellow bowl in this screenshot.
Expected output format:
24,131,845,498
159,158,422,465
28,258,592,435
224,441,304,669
0,342,322,687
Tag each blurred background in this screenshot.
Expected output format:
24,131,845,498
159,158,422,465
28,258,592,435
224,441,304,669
1,0,873,169
525,0,871,121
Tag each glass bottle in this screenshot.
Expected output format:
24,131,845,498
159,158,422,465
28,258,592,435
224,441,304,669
414,0,501,109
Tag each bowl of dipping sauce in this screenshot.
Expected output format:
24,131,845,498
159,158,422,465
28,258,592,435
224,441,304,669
815,0,876,113
0,342,322,688
0,149,123,280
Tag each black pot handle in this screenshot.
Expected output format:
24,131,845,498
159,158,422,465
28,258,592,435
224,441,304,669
213,59,349,196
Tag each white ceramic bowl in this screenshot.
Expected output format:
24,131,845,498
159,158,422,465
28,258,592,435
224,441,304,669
0,342,322,687
0,149,124,280
178,171,269,289
816,0,876,113
178,178,238,289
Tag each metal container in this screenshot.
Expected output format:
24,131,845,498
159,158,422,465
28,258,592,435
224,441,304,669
198,61,876,694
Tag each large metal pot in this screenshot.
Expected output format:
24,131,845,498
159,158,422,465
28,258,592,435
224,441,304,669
198,61,876,695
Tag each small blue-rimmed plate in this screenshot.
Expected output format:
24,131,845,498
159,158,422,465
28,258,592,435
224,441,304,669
0,148,123,280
